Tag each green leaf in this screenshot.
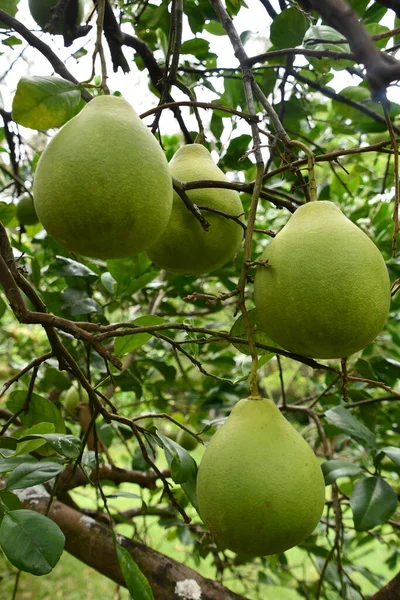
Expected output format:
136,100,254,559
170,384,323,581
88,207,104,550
61,288,102,316
380,447,400,467
46,256,97,280
116,543,154,600
0,0,18,27
5,461,65,491
350,477,397,531
0,201,17,226
114,315,165,356
6,390,66,433
0,510,65,575
0,491,22,516
0,453,38,474
180,38,211,60
203,21,225,36
12,76,81,130
158,433,199,510
230,308,278,356
324,406,376,450
0,295,6,319
12,423,56,457
0,438,18,453
270,8,309,50
158,433,197,485
321,459,363,485
100,272,117,294
19,434,81,459
2,35,22,46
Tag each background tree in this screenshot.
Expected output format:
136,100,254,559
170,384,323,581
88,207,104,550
0,0,399,599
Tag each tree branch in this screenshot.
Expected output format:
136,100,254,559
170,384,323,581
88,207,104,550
0,10,92,102
20,492,248,600
297,0,400,97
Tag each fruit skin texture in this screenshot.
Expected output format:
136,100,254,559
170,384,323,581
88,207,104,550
16,194,39,226
64,384,89,414
28,0,84,34
196,397,325,557
33,95,173,259
146,144,244,275
254,201,391,359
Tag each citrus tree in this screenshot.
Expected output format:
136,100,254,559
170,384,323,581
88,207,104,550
0,1,399,599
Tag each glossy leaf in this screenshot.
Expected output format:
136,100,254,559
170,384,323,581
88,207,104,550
324,406,376,450
114,315,165,356
116,543,154,600
322,460,363,485
12,76,81,130
6,390,66,433
350,477,398,531
270,8,309,49
5,461,65,490
18,433,81,458
0,510,65,575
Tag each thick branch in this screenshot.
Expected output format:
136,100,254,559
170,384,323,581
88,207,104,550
56,463,166,492
0,10,92,102
370,571,400,600
297,0,400,96
21,493,248,600
374,0,400,18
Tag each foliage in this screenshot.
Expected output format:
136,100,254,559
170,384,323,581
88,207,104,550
0,0,399,599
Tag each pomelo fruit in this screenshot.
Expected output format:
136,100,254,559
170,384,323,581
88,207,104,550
16,194,39,226
254,201,390,359
64,383,89,414
33,95,173,259
176,429,198,451
197,397,325,556
146,144,244,275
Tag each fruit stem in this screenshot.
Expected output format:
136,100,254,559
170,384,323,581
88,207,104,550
290,140,317,202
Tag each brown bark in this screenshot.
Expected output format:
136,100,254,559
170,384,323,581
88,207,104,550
55,462,165,493
22,495,248,600
370,571,400,600
297,0,400,95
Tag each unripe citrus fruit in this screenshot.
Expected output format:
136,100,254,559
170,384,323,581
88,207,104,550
146,144,244,275
33,96,173,259
197,397,325,556
16,194,39,226
254,201,390,359
64,384,89,414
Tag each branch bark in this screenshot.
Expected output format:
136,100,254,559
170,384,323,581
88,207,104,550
370,570,400,600
21,493,248,600
297,0,400,96
0,10,92,102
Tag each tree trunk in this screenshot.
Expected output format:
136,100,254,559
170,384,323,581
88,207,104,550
22,492,248,600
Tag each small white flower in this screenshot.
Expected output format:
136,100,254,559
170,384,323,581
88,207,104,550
175,578,202,599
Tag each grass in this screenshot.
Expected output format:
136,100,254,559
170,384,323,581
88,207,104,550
0,443,396,599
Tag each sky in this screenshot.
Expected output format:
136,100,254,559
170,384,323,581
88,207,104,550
0,0,397,140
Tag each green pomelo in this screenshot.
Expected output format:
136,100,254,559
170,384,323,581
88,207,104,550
28,0,84,34
146,144,244,275
197,397,325,556
33,96,173,259
16,194,39,226
176,429,198,451
254,201,391,359
64,384,89,414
